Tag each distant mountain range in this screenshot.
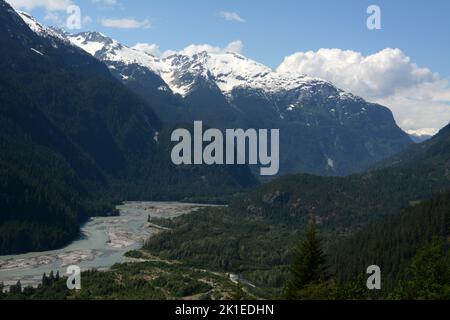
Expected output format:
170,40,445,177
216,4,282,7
17,13,413,176
406,128,438,143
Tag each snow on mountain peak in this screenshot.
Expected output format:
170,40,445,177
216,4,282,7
16,10,361,102
64,27,344,98
153,50,340,98
68,31,170,78
202,51,317,93
17,11,67,43
406,128,438,137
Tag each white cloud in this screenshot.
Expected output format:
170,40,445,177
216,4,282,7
42,10,91,28
219,11,245,23
132,43,162,57
376,82,450,132
224,40,244,54
133,40,244,59
180,40,244,56
180,43,222,56
101,17,151,29
7,0,73,11
406,128,439,137
160,50,177,59
91,0,117,5
277,48,450,131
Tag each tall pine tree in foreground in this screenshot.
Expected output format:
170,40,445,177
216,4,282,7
285,221,332,299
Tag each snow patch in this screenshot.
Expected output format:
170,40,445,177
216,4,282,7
327,158,335,168
70,37,105,56
406,128,439,137
30,48,44,56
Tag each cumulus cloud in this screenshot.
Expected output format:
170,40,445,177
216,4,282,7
132,43,162,57
133,40,244,59
7,0,73,11
376,81,450,132
101,17,151,29
180,40,244,56
224,40,244,54
277,48,450,131
219,11,245,23
41,10,91,29
132,40,244,58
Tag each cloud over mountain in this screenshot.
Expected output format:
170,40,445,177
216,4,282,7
277,48,450,131
180,40,244,56
132,40,244,59
101,17,151,29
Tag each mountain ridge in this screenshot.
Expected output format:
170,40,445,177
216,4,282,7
57,27,413,176
0,0,257,254
231,121,450,233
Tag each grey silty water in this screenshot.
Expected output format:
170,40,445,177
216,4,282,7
0,202,213,288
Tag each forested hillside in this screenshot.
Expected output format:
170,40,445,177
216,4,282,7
231,122,450,233
331,190,450,290
142,124,450,297
0,0,256,254
141,190,449,299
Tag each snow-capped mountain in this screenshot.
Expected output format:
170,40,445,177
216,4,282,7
15,15,361,110
16,11,413,176
67,30,361,102
69,32,168,76
66,31,370,126
406,128,438,143
18,11,66,42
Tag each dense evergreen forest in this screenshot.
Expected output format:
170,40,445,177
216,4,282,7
143,188,449,299
140,125,450,298
331,190,450,290
1,190,448,299
231,122,450,234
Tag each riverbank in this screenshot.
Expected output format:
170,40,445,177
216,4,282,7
0,202,215,288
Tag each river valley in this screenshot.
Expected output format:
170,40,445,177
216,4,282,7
0,202,212,288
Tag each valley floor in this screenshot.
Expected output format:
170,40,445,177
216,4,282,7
0,202,216,288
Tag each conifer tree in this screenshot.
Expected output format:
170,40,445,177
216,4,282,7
285,221,330,299
42,272,48,287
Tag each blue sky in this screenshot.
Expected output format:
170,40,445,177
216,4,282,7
7,0,450,131
17,0,450,77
